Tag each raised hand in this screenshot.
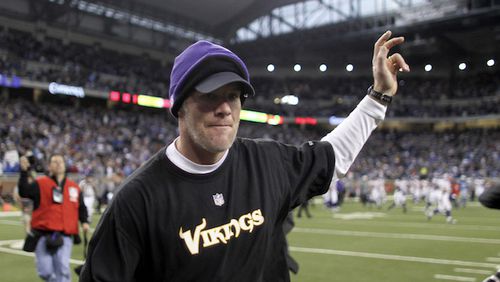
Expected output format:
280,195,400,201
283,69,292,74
20,156,30,171
372,30,410,96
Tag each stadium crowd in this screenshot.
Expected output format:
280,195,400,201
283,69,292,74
1,96,498,182
248,75,500,117
1,27,499,203
0,27,171,96
1,27,499,118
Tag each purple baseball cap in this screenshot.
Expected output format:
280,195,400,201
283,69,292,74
168,40,255,118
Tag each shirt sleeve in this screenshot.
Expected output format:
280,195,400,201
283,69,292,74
278,140,336,209
18,171,40,208
80,181,146,282
321,95,386,181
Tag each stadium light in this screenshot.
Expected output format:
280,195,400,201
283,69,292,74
346,64,354,72
294,64,301,72
424,64,432,72
487,59,495,67
281,95,299,105
267,64,275,72
319,64,327,72
458,63,467,71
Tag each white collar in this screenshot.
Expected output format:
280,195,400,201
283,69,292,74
165,137,228,174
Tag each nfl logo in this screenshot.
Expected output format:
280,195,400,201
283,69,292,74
212,193,225,206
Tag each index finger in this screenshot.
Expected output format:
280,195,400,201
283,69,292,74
373,30,392,60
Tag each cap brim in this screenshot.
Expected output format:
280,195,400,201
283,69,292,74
194,72,255,96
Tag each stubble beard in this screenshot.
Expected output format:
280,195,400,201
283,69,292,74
186,119,239,154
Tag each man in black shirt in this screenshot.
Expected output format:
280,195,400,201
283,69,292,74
80,31,409,281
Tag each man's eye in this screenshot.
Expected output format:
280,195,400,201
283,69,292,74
228,93,240,100
197,94,213,102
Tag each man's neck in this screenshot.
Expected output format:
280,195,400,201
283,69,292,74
54,174,65,184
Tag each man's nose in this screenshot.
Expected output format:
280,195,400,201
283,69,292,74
214,99,232,116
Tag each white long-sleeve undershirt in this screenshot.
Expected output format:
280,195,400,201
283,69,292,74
166,95,386,178
322,96,386,182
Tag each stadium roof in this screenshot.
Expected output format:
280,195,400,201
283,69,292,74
74,0,500,73
1,0,498,74
89,0,305,40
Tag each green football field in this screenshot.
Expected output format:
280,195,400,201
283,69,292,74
1,199,499,282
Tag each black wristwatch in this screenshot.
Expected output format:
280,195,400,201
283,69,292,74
367,85,392,106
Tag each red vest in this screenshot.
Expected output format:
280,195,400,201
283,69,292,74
31,176,81,235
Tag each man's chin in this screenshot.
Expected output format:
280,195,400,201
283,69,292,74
206,143,231,153
205,138,235,153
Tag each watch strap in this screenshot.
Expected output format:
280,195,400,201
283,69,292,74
367,85,392,106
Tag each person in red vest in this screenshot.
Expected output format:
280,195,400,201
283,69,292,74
19,154,89,282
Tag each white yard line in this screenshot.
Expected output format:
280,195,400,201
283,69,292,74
289,246,498,268
293,227,500,244
0,211,22,217
486,257,500,263
454,268,493,275
0,244,84,265
434,274,476,281
0,219,23,226
0,237,496,273
0,220,95,233
0,239,24,246
314,218,500,232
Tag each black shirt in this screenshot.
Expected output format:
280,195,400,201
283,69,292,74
80,138,335,282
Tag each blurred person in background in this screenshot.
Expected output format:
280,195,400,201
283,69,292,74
323,179,346,212
79,173,96,224
13,151,37,234
296,199,312,218
359,175,370,206
3,142,19,172
13,185,34,234
368,176,386,209
450,177,460,208
18,154,89,282
474,176,486,201
323,180,339,211
387,185,408,213
427,177,457,224
458,175,469,208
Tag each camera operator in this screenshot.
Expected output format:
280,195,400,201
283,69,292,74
18,154,89,282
